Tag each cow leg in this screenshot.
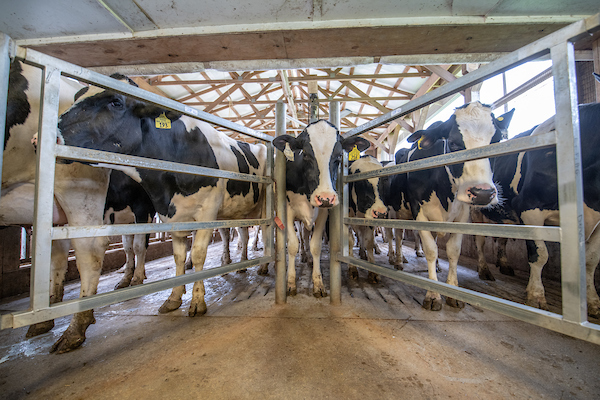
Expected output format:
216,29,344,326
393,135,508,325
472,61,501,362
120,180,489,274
474,235,495,281
525,239,549,310
130,234,148,286
219,228,232,266
51,235,108,354
301,225,313,266
584,227,600,318
256,224,269,275
445,233,465,309
348,227,359,280
236,227,249,273
384,227,396,265
395,228,406,267
414,230,425,257
362,226,380,284
252,226,262,251
158,235,188,314
419,227,442,311
188,229,213,317
310,209,329,297
286,211,299,296
496,237,515,276
26,239,71,338
115,235,135,289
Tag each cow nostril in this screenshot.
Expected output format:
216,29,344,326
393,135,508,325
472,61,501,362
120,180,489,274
468,187,497,205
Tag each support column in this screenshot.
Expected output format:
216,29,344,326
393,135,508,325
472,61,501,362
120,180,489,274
329,101,342,305
275,101,287,304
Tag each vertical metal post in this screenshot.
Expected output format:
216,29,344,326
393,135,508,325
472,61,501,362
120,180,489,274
329,101,341,305
551,41,587,323
31,65,61,311
0,34,12,183
265,129,274,260
275,101,287,304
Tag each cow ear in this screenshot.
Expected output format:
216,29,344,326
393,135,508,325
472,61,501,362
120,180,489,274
594,72,600,83
407,130,436,150
495,108,515,131
273,135,302,152
74,87,89,102
133,104,181,121
341,136,370,152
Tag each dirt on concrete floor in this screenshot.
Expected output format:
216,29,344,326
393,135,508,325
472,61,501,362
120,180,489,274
1,239,599,400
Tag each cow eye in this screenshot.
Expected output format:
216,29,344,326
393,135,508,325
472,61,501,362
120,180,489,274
448,141,463,152
109,99,124,109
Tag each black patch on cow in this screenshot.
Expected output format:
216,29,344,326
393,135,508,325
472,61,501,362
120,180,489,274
349,166,377,214
5,61,31,149
105,170,155,224
238,142,260,169
227,146,252,198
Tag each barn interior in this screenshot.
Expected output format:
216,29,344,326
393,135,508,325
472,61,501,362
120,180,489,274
2,1,600,399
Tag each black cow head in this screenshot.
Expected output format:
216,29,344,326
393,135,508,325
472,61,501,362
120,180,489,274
405,102,514,207
58,74,181,155
273,119,370,208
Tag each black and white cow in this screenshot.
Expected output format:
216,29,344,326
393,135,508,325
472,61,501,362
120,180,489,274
347,155,388,283
387,102,513,311
57,77,268,318
1,61,111,353
104,170,156,289
479,102,600,317
272,120,370,297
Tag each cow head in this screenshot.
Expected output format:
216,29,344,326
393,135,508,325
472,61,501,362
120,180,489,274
57,74,181,154
273,120,370,208
349,156,388,219
407,102,514,207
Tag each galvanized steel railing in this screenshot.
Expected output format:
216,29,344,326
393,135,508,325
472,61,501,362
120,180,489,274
335,13,600,344
0,41,281,329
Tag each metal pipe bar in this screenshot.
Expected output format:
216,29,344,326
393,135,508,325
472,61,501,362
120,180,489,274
2,256,273,329
55,145,271,184
52,218,271,240
274,101,287,304
17,47,272,142
344,218,561,242
343,13,600,139
30,66,61,311
329,101,342,305
337,256,600,345
551,41,587,324
0,33,12,185
345,131,556,182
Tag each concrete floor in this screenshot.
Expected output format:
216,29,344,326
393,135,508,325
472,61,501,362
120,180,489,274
1,238,599,400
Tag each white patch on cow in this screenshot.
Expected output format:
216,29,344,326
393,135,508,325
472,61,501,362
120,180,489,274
104,205,135,225
287,191,317,230
91,163,142,183
453,102,498,206
509,152,526,194
160,183,224,224
306,120,339,206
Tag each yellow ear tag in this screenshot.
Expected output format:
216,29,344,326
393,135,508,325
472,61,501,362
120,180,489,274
417,137,424,150
349,145,360,161
497,116,504,121
155,113,171,129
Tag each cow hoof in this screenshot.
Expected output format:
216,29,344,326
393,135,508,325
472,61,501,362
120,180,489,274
236,269,247,274
26,320,54,338
114,279,131,290
526,295,549,311
313,288,328,298
50,333,85,354
499,265,515,276
423,293,442,311
257,265,269,275
130,277,144,286
588,303,600,319
416,250,424,258
393,263,404,271
287,286,297,296
188,301,207,317
478,268,496,281
184,260,193,270
367,272,380,284
221,257,232,266
446,297,465,309
348,266,359,280
402,254,409,263
158,299,182,314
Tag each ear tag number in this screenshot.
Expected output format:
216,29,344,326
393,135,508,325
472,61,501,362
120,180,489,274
349,145,360,161
155,113,171,129
283,142,295,162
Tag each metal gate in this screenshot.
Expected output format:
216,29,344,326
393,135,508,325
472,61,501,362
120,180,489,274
0,38,285,330
330,13,600,344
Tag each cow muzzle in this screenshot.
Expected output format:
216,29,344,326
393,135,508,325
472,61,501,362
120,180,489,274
466,184,497,206
314,193,337,208
372,209,388,219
